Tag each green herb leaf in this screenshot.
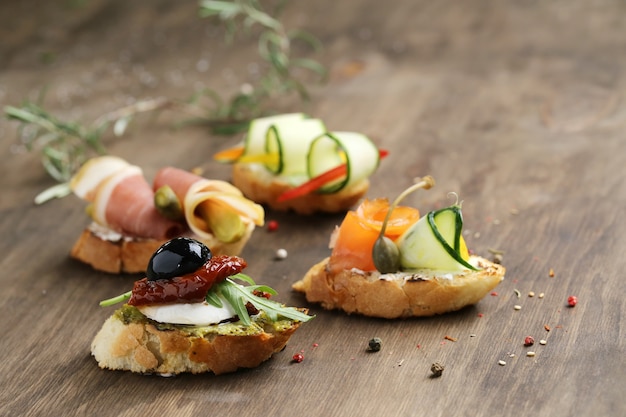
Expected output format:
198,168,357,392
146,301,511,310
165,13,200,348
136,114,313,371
99,291,132,307
213,275,313,325
205,290,224,308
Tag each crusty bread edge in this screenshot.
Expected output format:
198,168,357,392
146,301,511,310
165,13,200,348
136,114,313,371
91,312,301,375
70,221,255,274
231,163,370,215
292,256,505,318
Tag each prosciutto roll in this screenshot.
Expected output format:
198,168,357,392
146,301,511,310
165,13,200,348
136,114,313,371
71,157,184,239
153,167,264,242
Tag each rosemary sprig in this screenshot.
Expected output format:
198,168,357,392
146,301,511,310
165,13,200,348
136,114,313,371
4,97,172,204
197,0,326,132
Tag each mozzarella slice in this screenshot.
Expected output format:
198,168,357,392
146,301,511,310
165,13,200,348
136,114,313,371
137,298,237,326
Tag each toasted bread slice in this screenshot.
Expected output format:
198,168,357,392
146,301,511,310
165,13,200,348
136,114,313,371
293,256,505,318
231,163,369,215
91,305,303,375
71,222,254,274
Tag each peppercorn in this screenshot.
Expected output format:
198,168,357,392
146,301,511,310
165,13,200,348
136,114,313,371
430,362,444,377
367,337,382,352
524,336,535,346
267,220,279,232
292,353,304,363
567,295,578,307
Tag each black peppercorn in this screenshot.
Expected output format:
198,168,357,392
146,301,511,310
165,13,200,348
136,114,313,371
367,337,382,352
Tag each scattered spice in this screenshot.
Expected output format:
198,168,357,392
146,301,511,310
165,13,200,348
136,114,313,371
292,353,304,363
514,289,521,298
549,268,555,277
275,248,288,260
498,360,507,366
430,362,445,377
524,336,535,346
267,220,279,232
367,337,382,352
252,289,272,299
514,305,522,311
444,335,458,342
490,291,498,296
539,339,547,345
567,295,578,307
477,313,484,318
526,351,536,357
528,291,535,297
544,324,551,332
538,292,545,299
488,248,504,264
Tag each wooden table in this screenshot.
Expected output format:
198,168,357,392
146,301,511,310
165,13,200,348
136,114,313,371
1,1,624,416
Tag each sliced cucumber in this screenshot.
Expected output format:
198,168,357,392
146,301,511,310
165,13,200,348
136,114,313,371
265,118,326,175
396,205,477,271
243,113,306,156
307,131,380,193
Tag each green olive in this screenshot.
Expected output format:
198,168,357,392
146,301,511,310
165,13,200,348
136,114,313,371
154,185,184,221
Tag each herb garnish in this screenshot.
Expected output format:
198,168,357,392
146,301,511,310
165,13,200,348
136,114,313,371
98,273,312,326
5,1,326,204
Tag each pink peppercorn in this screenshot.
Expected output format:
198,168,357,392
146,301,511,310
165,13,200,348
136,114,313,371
292,353,304,363
567,295,578,307
524,336,535,346
267,220,279,232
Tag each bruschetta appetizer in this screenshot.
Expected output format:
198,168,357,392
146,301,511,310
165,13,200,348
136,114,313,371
92,237,312,375
70,156,264,274
214,113,387,215
292,176,505,318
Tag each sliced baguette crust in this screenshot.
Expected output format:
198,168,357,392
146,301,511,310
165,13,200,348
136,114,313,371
231,163,369,215
91,311,302,375
292,256,505,318
71,221,255,274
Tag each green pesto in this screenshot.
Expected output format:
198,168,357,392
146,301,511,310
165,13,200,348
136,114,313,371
114,305,296,337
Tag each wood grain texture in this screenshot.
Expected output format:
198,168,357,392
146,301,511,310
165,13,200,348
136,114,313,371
1,1,625,416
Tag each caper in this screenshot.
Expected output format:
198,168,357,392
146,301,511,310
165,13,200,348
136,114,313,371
372,236,400,274
146,237,212,281
154,185,184,221
372,175,435,273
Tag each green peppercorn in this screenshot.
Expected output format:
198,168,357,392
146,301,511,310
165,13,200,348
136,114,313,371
367,337,382,352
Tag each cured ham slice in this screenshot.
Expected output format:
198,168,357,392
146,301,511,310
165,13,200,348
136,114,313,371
96,167,184,239
153,167,264,242
71,159,184,240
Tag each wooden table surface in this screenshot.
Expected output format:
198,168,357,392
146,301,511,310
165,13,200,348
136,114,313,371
1,1,625,416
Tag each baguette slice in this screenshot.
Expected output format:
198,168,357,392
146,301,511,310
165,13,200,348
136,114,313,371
231,163,369,215
293,256,505,318
71,221,254,274
91,305,304,375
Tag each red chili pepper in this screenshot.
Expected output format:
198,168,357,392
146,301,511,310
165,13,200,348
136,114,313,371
277,149,389,202
567,295,578,307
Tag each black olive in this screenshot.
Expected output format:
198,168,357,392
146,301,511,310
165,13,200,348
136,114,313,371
146,237,212,281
